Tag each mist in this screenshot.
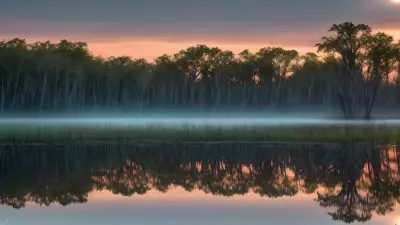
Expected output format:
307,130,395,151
2,107,400,127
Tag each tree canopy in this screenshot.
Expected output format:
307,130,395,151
1,22,400,118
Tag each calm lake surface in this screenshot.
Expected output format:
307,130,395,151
0,142,399,225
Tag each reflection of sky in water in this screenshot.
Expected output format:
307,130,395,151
0,188,398,225
0,143,398,225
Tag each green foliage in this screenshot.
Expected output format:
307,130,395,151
2,124,400,143
316,22,400,118
0,22,399,116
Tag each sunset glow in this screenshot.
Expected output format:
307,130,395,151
2,0,400,225
3,26,400,61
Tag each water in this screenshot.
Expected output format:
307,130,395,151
0,142,398,225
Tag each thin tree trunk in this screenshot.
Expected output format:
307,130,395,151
39,74,48,112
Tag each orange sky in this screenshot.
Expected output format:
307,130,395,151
1,0,400,62
1,13,400,62
3,27,399,62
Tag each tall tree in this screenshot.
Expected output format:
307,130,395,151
316,22,372,118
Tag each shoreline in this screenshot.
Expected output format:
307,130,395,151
1,123,400,143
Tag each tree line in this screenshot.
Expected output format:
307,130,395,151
1,22,400,118
0,142,398,223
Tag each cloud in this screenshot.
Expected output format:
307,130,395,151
1,0,400,60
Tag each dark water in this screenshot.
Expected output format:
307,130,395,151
0,142,399,225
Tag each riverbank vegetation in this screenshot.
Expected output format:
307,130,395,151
2,124,400,143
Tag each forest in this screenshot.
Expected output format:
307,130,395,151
1,22,400,118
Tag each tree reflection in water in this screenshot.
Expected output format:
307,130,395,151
0,142,398,223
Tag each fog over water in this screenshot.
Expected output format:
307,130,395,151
1,108,400,127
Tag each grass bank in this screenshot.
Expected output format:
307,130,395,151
1,124,400,144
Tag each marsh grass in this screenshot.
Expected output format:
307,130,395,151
1,124,400,144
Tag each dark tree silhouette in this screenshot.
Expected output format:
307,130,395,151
316,22,399,118
1,22,399,117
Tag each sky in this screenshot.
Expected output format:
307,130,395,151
1,0,400,61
